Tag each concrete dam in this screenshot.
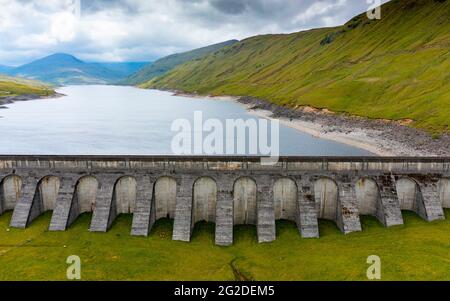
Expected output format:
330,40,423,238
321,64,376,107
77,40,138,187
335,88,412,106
0,155,449,246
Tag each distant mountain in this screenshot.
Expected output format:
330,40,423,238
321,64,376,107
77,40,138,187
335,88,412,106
122,40,239,86
148,0,450,135
91,62,148,78
0,65,13,74
5,53,149,85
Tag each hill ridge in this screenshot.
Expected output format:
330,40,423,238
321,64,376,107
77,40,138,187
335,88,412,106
146,0,450,134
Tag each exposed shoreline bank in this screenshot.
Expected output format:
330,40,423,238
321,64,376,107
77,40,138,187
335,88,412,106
170,90,450,157
0,92,65,109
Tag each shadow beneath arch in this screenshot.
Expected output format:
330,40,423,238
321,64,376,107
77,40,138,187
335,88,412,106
359,215,387,231
317,219,341,237
400,210,425,224
400,210,428,226
275,220,297,238
445,209,450,219
65,212,93,231
233,224,257,244
191,221,215,244
108,213,133,231
149,218,174,240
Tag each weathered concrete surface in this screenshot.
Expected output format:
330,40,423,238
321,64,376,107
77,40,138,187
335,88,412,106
233,177,257,225
296,178,320,238
439,178,450,208
356,178,379,216
0,175,22,214
273,178,297,222
314,178,338,222
0,155,449,245
115,176,137,214
130,176,154,236
154,176,177,220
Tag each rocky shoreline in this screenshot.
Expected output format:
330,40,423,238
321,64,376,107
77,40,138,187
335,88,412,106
0,92,65,108
236,96,450,157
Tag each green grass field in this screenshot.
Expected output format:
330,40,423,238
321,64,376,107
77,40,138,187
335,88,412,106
0,210,449,281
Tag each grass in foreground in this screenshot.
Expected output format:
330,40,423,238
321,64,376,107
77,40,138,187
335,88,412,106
0,210,449,281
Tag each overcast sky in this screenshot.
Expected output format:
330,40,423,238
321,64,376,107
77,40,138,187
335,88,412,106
0,0,389,66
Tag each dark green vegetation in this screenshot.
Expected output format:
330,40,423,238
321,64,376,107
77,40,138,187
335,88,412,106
147,0,450,135
0,210,449,280
0,75,56,104
123,40,239,86
3,53,148,85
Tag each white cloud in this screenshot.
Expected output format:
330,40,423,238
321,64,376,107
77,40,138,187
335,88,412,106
0,0,390,65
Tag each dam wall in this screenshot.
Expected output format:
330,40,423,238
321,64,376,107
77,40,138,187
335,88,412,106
0,156,449,246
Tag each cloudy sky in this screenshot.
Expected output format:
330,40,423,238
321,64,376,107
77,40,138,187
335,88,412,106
0,0,389,66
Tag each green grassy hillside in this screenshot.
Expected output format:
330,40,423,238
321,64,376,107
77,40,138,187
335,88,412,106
0,211,449,280
147,0,450,134
0,75,56,104
123,40,238,85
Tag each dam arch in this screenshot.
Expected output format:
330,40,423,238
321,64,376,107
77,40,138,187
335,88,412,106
75,176,99,214
355,178,379,216
396,177,418,211
233,177,257,225
114,176,137,214
37,176,60,212
438,178,450,209
273,177,297,222
0,175,22,213
193,177,217,224
154,176,177,220
314,178,338,222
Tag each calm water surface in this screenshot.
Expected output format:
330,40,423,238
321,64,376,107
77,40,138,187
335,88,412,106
0,85,371,156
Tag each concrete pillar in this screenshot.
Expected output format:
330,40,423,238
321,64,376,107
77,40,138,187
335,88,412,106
374,176,403,227
49,176,78,231
336,181,362,234
10,176,40,228
131,175,154,236
413,178,445,222
256,177,276,243
172,176,195,242
89,176,116,232
296,179,319,238
215,177,234,246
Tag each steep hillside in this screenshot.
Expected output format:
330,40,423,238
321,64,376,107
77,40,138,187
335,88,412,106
148,0,450,134
123,40,239,85
0,75,56,104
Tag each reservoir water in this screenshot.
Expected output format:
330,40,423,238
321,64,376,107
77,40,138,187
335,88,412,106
0,85,371,156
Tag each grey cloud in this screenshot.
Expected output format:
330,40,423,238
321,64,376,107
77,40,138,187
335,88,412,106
210,0,248,15
0,0,391,65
